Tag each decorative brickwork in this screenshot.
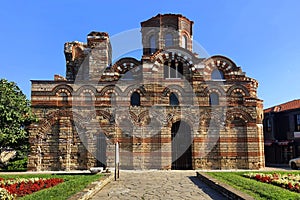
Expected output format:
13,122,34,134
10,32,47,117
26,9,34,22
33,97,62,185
28,14,264,171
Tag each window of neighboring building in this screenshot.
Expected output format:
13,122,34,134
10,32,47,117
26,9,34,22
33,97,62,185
266,118,271,132
60,92,68,104
209,92,219,106
130,92,140,106
211,69,224,80
181,35,187,49
150,35,156,54
164,61,183,79
169,92,179,106
295,114,300,131
165,33,173,47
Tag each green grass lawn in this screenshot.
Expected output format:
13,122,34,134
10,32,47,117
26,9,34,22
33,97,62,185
0,173,103,200
205,171,300,200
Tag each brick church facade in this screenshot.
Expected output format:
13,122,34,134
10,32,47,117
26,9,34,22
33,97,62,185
28,14,264,171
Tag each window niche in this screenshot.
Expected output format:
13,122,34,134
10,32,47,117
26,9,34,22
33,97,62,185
209,92,219,106
60,92,68,104
211,69,224,80
165,33,174,47
84,92,92,103
234,92,244,105
181,35,187,49
164,61,183,79
169,92,179,106
149,35,156,54
130,92,140,106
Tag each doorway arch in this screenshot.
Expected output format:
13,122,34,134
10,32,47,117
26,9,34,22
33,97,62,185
171,121,192,169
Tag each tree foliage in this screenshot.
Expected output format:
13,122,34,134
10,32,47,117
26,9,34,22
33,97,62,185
0,79,35,151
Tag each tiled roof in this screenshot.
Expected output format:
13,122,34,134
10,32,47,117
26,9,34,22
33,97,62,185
264,99,300,113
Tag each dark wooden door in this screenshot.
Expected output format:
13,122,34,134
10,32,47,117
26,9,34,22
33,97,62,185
96,133,107,168
171,121,192,170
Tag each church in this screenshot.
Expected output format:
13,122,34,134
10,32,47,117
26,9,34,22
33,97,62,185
28,14,264,171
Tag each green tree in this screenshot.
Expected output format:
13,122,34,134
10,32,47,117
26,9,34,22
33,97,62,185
0,79,36,169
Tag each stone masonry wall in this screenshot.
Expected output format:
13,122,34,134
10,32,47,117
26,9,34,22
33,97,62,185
28,14,264,171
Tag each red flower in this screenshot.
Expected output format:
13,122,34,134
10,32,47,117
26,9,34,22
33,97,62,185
0,178,64,197
255,174,261,180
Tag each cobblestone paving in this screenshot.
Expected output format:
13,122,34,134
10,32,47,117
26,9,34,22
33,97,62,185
91,170,226,200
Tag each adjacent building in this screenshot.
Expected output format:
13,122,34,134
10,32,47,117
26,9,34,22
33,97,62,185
264,99,300,164
28,14,264,171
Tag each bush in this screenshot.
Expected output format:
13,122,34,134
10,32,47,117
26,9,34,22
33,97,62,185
7,157,27,171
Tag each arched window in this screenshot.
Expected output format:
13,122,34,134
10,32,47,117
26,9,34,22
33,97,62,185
169,92,179,106
165,33,173,47
181,35,187,49
211,69,224,80
149,35,156,54
60,92,68,104
130,92,140,106
209,92,219,106
170,60,176,78
178,62,183,75
164,61,183,79
234,92,243,105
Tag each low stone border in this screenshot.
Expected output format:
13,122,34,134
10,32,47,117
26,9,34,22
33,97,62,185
68,173,113,200
196,172,254,200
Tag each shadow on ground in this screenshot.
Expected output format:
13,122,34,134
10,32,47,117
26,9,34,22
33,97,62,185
189,176,227,200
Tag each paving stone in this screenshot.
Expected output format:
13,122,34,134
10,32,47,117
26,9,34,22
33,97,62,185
91,170,226,199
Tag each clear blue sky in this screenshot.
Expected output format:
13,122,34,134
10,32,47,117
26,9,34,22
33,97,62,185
1,0,300,108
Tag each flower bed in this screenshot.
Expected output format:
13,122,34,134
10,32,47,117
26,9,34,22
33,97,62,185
0,187,15,200
243,173,300,193
0,177,64,198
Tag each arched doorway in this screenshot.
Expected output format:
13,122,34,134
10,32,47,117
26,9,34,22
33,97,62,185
171,121,192,170
96,132,107,169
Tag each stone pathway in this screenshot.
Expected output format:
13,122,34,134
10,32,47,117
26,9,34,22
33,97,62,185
91,170,226,200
